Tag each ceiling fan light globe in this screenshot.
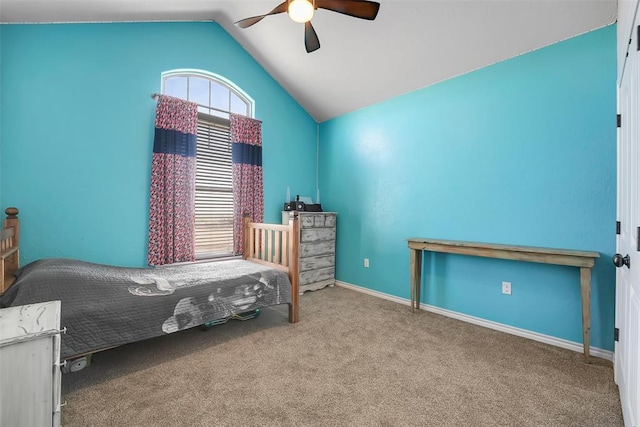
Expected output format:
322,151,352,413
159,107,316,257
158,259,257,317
289,0,314,23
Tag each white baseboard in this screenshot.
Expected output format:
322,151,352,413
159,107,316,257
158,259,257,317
335,280,614,362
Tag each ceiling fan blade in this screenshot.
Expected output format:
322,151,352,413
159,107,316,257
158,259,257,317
316,0,380,20
304,21,321,53
235,1,288,28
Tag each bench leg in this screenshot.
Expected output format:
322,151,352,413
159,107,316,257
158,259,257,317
410,249,422,312
580,267,591,363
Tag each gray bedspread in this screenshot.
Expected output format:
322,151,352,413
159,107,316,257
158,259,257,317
0,258,292,359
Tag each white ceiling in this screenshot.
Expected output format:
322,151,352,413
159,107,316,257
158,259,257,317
0,0,617,122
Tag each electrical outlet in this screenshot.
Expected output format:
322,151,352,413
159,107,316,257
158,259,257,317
364,258,369,268
502,281,512,295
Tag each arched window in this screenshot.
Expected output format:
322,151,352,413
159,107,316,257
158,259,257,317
161,70,254,259
162,70,254,119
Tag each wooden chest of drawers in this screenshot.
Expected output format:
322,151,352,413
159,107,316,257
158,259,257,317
283,211,336,293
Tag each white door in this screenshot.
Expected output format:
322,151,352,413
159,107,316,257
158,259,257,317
616,8,640,426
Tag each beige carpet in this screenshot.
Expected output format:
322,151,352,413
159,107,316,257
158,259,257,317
61,286,622,426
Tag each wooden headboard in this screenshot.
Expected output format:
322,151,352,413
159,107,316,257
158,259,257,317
1,207,20,294
243,212,300,323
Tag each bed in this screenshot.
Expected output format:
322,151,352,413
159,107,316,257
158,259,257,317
0,207,300,360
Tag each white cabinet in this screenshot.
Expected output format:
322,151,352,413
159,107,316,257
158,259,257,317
0,301,63,427
284,211,337,293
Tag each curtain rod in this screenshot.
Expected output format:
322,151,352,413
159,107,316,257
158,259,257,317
150,93,260,122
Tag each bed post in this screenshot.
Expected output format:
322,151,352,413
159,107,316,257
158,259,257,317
5,207,19,244
242,213,251,259
288,211,300,323
1,207,20,294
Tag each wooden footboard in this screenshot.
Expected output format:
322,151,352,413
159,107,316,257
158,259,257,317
243,212,300,323
1,208,20,294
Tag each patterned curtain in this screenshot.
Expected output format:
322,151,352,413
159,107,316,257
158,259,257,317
147,95,199,265
231,113,264,255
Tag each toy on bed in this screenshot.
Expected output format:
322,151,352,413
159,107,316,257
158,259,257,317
0,207,300,365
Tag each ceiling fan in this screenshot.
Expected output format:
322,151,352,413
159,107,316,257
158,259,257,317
235,0,380,53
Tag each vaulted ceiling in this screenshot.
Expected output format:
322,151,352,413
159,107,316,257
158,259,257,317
0,0,617,122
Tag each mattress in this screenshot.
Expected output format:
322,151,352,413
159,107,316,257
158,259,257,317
0,258,291,359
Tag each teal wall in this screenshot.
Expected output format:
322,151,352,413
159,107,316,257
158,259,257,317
319,25,617,350
0,22,317,267
0,25,3,209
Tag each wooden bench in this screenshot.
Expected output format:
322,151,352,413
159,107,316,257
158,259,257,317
407,238,599,362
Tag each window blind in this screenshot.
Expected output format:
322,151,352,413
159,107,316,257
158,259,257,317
195,115,234,258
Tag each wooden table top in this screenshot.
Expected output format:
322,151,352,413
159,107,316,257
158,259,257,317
407,238,599,268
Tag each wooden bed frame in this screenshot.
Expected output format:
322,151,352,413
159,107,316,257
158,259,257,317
243,212,300,323
0,207,300,323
